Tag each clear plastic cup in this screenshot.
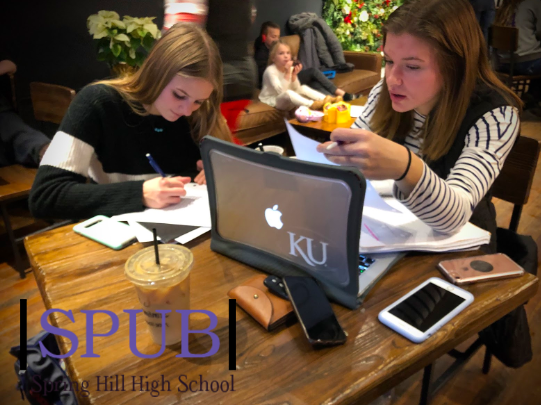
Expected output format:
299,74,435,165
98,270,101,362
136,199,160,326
125,244,193,345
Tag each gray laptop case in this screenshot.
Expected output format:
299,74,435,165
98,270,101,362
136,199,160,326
200,136,367,309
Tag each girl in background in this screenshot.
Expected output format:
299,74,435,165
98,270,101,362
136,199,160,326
259,40,340,111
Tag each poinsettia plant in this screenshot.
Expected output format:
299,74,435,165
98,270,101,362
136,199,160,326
87,10,161,68
323,0,404,52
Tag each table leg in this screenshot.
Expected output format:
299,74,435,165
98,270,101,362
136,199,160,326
482,347,492,374
1,201,26,278
419,363,432,405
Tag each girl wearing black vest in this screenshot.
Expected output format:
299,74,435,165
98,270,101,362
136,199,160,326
319,0,534,368
318,0,522,253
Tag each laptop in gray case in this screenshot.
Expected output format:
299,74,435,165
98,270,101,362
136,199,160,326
201,136,402,309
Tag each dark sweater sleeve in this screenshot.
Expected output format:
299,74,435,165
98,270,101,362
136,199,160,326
29,166,145,219
29,85,145,220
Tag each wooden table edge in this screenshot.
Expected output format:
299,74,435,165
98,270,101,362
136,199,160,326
334,274,539,404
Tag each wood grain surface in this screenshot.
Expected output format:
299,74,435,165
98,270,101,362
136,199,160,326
24,225,538,405
0,165,37,202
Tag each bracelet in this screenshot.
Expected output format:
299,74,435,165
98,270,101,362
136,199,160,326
395,146,412,181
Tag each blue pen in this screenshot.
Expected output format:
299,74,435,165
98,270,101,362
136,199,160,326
146,153,166,177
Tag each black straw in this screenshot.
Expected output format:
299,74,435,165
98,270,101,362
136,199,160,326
153,228,160,265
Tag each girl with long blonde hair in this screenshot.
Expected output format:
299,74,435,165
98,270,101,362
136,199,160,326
30,22,230,219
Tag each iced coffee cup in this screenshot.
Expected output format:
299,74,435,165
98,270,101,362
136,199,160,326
125,244,193,346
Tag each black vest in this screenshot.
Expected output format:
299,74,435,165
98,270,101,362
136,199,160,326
403,85,510,253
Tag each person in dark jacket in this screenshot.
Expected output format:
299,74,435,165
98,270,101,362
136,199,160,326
163,0,257,134
469,0,496,45
0,59,49,167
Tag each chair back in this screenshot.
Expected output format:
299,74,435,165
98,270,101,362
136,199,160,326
492,135,540,231
489,25,519,53
29,82,76,125
281,35,301,60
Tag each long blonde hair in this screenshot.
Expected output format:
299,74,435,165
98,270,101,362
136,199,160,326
495,0,524,26
95,22,231,142
371,0,521,162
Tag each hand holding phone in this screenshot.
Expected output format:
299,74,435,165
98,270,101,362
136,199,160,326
283,276,347,347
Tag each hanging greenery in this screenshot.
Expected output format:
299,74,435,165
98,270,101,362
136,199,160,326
323,0,404,52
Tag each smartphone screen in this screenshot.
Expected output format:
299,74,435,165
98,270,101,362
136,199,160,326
389,282,466,332
283,276,346,345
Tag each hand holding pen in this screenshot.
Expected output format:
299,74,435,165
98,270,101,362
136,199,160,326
142,153,191,208
316,128,417,181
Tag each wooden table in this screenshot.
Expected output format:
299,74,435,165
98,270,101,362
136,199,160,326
0,164,37,277
25,226,538,405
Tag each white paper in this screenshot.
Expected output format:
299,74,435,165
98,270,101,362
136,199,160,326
127,220,160,242
350,105,365,118
112,183,211,227
175,227,210,244
359,199,490,253
285,119,399,213
370,180,394,196
127,220,209,244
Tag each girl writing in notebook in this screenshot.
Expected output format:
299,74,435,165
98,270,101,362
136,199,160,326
259,40,341,111
30,23,230,220
318,0,521,253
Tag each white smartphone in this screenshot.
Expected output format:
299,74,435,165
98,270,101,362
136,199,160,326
378,277,474,343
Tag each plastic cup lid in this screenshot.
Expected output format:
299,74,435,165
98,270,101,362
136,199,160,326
125,244,193,287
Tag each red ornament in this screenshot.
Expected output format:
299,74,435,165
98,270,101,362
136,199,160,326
358,2,365,7
385,0,391,5
344,12,352,24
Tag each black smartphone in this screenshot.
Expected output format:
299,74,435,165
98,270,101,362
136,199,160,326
282,276,347,347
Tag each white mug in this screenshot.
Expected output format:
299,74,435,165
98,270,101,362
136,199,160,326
262,145,285,155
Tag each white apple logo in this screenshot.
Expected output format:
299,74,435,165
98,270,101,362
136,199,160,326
265,205,284,229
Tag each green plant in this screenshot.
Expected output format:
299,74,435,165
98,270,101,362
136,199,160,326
323,0,404,52
87,10,161,68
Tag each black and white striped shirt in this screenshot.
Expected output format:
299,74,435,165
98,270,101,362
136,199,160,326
354,80,520,233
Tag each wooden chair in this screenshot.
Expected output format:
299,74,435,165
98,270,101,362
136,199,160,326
489,25,541,97
419,135,541,405
492,135,541,231
29,82,75,125
1,83,76,278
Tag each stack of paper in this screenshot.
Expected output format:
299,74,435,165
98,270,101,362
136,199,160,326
359,198,490,253
111,183,211,244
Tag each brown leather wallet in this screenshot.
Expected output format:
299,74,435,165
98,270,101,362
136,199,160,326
228,275,294,331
